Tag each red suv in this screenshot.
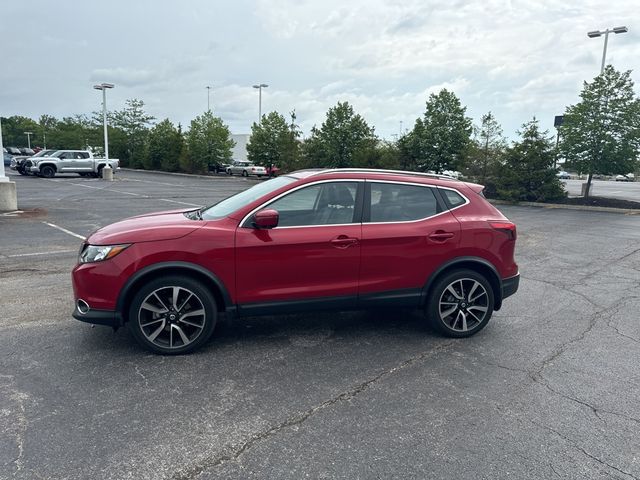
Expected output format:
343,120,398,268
72,169,519,354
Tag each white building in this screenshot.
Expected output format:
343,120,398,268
231,134,250,162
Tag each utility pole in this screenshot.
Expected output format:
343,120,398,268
24,131,33,149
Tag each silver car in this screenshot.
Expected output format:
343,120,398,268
226,161,267,177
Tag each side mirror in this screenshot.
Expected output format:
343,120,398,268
253,208,279,229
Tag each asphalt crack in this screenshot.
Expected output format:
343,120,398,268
169,341,454,480
532,420,639,479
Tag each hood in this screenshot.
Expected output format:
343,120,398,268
88,209,203,245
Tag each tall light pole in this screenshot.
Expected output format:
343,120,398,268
206,85,212,112
587,26,628,73
93,82,115,180
252,83,268,122
23,131,33,149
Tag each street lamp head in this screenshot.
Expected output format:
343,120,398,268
613,26,628,34
93,83,115,90
260,83,269,88
587,30,602,38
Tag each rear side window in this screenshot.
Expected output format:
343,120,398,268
441,189,467,208
368,182,439,222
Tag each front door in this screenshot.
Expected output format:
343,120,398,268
235,180,363,313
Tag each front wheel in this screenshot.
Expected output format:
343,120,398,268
127,275,217,354
242,170,248,177
40,165,56,178
426,269,494,337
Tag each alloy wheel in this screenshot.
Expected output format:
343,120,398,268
438,278,489,332
137,285,206,349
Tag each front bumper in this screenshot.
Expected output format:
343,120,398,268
502,273,520,300
72,304,122,328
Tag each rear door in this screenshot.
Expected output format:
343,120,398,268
358,180,461,305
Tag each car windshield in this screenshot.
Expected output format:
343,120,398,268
34,150,56,157
200,176,296,220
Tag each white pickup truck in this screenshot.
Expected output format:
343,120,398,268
26,150,119,178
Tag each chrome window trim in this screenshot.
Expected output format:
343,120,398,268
239,179,364,229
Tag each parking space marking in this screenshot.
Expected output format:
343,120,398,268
70,183,142,196
42,222,86,240
158,199,201,207
6,250,77,258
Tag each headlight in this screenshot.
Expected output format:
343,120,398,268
79,244,130,263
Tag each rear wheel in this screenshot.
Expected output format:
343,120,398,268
97,166,104,178
426,269,494,337
40,165,55,178
127,275,217,354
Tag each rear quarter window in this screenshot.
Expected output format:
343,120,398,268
441,189,467,208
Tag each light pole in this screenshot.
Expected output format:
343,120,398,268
93,82,115,180
23,131,33,149
206,85,212,112
252,83,268,122
587,26,628,73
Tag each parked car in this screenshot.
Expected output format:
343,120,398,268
615,174,634,182
11,149,58,175
3,151,12,167
266,164,280,177
207,162,230,174
19,147,35,156
27,150,119,178
72,168,520,354
556,171,570,179
5,147,21,156
226,161,267,177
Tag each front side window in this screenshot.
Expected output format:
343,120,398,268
368,182,439,222
263,181,359,227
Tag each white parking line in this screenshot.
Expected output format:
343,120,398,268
6,250,77,258
42,222,86,240
70,183,141,196
158,199,201,207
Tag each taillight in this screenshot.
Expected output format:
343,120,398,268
489,221,517,240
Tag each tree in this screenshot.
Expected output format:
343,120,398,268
403,89,472,172
110,99,155,168
247,111,301,172
302,101,377,168
0,115,41,147
146,119,184,171
463,112,507,183
495,118,566,202
559,66,640,197
183,111,234,173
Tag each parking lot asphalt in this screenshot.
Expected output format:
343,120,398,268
1,170,639,480
563,178,640,202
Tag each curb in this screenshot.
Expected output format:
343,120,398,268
489,199,640,215
120,167,262,181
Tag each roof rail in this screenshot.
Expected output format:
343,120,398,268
311,168,458,181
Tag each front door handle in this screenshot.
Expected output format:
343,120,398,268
428,230,455,242
330,235,359,249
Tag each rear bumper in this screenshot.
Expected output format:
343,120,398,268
72,305,122,328
502,273,520,300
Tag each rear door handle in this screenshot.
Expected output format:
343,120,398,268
330,235,359,249
428,230,455,242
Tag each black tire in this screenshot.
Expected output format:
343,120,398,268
242,170,248,177
127,275,217,355
426,269,494,338
40,165,55,178
18,168,28,176
97,166,104,178
227,169,232,175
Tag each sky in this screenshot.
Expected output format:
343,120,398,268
1,0,638,141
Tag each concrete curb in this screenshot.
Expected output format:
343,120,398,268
489,199,640,215
119,168,221,180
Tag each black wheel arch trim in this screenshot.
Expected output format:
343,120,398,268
421,256,504,309
115,262,234,319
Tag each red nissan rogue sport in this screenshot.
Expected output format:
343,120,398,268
72,169,519,354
